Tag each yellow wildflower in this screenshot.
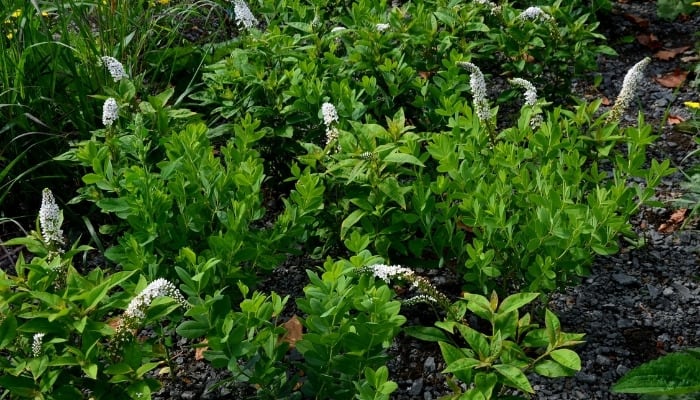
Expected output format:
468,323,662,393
158,0,170,4
6,31,13,39
684,101,700,109
693,2,700,5
11,9,21,18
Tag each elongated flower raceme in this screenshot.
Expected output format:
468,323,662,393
606,57,651,123
39,188,64,246
100,56,128,82
124,278,188,322
232,0,258,29
360,264,452,314
510,78,543,128
376,23,390,32
457,62,491,124
102,98,118,127
321,102,340,150
32,333,45,357
518,6,552,21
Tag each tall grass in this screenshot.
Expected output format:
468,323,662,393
0,0,229,222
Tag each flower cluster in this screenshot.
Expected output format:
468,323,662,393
457,62,491,124
474,0,502,15
124,278,188,323
232,0,258,29
32,333,45,357
321,102,340,150
518,6,552,21
376,23,390,32
360,264,451,312
102,98,118,127
606,57,651,123
363,264,415,283
510,78,543,128
100,56,128,82
39,188,64,247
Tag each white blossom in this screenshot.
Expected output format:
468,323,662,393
39,188,64,246
364,264,415,283
509,78,538,106
321,102,339,126
607,57,651,123
457,62,491,123
100,56,128,82
102,98,118,127
232,0,258,29
32,333,45,357
518,6,552,21
474,0,501,14
403,294,439,306
376,23,390,32
124,278,188,322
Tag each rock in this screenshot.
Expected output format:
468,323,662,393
423,357,436,373
409,378,424,396
612,273,638,286
181,391,196,400
663,287,675,296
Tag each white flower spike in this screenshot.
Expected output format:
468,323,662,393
32,333,45,357
519,6,552,21
102,98,118,127
607,57,651,123
232,0,258,29
457,62,491,123
124,278,188,323
39,188,64,246
376,23,390,32
100,56,128,82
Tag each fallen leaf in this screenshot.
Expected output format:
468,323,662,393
281,315,303,349
657,208,688,233
654,69,689,88
195,339,208,361
158,367,171,375
600,96,611,106
636,33,661,50
623,13,649,28
681,55,700,63
667,115,685,125
654,46,691,61
418,71,434,80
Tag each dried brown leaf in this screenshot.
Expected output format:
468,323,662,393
657,208,688,233
636,33,661,50
654,69,689,88
667,115,685,125
623,13,649,28
654,46,691,61
195,339,208,361
601,96,611,106
281,315,303,349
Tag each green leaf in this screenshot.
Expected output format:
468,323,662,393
497,293,539,315
493,364,534,394
550,349,581,371
545,309,560,347
443,357,480,373
83,363,98,379
404,326,449,342
383,151,425,167
534,359,576,378
612,352,700,395
340,209,367,240
463,293,494,322
378,176,407,209
0,315,17,349
176,320,209,338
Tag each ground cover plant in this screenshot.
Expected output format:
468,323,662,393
1,0,698,399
